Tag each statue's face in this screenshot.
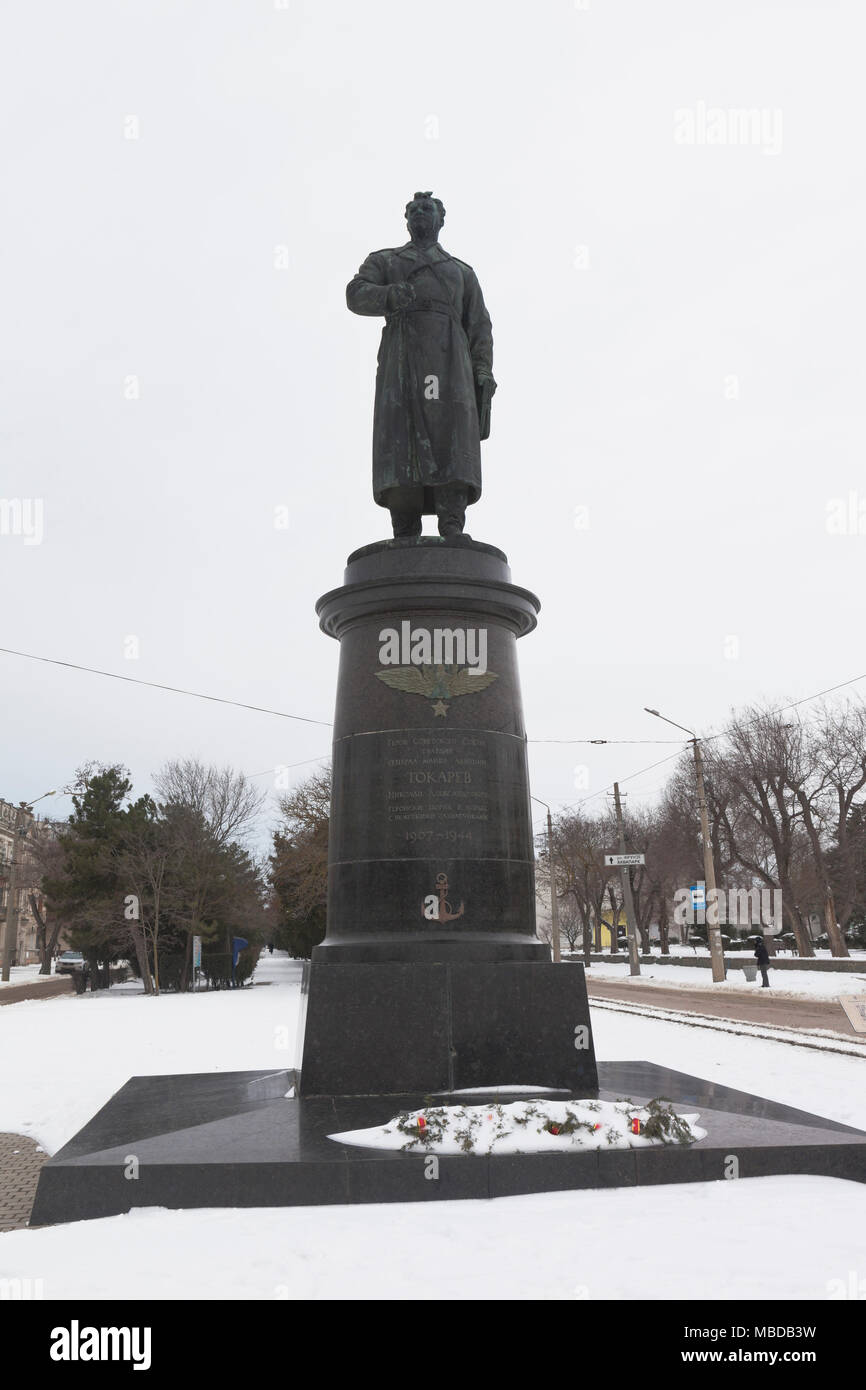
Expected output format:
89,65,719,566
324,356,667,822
406,197,441,240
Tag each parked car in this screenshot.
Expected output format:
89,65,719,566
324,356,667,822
55,950,88,976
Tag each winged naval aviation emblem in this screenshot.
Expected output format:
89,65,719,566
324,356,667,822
375,663,498,717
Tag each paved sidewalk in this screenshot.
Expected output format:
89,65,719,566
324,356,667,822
585,976,866,1041
0,977,74,1006
0,1133,49,1231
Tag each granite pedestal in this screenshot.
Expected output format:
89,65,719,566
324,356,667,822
30,1061,866,1226
298,536,596,1097
298,960,597,1096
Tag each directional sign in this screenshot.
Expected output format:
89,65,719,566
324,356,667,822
604,853,645,867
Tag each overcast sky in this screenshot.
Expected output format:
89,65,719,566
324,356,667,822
2,0,864,846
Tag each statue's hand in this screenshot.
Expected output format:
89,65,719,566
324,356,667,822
475,368,497,394
386,281,415,312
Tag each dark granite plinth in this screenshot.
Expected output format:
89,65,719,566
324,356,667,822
304,536,564,1097
29,1062,866,1227
314,537,546,967
303,536,561,1100
297,960,598,1096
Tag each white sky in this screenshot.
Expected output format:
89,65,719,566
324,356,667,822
2,0,865,847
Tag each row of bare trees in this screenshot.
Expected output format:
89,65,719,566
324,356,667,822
541,701,866,959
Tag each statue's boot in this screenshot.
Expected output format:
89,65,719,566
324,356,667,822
435,483,468,537
390,509,422,538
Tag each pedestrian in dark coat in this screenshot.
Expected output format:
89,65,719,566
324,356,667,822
754,935,771,988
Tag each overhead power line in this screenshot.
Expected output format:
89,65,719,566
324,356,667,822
547,671,866,819
566,750,688,815
529,738,684,745
701,671,866,744
0,646,333,728
4,644,865,766
0,645,679,747
246,756,330,778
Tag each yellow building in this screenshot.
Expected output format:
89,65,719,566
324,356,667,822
598,907,627,950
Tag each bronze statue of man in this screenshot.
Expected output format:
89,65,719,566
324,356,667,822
347,192,496,538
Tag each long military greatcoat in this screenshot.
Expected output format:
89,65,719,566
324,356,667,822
346,242,493,511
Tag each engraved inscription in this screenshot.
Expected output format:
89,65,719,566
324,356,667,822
385,731,489,839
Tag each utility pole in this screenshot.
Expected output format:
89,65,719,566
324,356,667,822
1,791,56,983
612,783,641,977
531,796,561,962
645,708,726,983
691,739,727,983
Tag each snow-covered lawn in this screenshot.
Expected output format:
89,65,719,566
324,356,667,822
0,952,863,1300
0,964,56,989
586,959,866,1002
0,955,301,1155
0,1177,860,1301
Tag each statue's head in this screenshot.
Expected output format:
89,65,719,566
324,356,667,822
405,191,445,240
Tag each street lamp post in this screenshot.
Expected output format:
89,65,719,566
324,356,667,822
612,782,641,977
531,796,561,962
1,791,56,982
644,709,726,984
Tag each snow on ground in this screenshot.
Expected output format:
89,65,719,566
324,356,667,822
586,959,866,1001
590,996,866,1060
590,1005,866,1132
0,964,56,989
0,1176,861,1301
0,951,864,1300
0,952,301,1154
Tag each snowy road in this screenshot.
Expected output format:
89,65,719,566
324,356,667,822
585,976,866,1042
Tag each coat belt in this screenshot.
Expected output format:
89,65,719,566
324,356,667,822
387,299,454,317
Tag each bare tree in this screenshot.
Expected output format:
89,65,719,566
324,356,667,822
117,807,175,992
270,767,331,957
153,760,266,989
775,715,848,956
272,767,330,922
550,810,616,962
715,708,815,955
806,702,866,942
708,704,866,956
619,804,666,953
154,760,265,848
